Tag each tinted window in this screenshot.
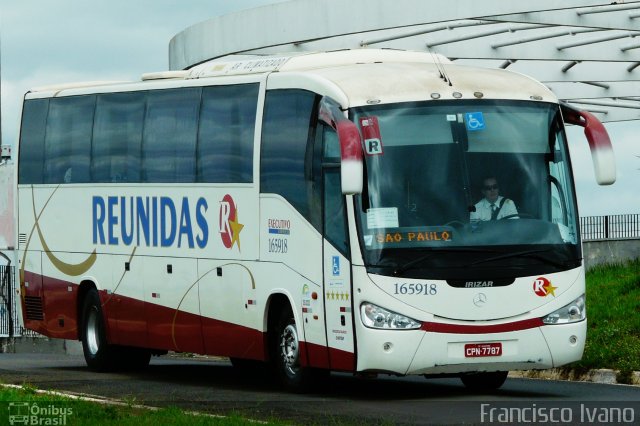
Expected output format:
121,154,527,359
22,85,260,186
92,92,145,183
44,96,95,184
198,84,258,182
142,88,200,183
260,90,319,228
18,99,49,184
324,170,349,256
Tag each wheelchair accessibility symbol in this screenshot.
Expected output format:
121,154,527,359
465,112,485,131
332,256,340,276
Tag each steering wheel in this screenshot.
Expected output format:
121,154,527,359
499,213,533,220
444,220,465,228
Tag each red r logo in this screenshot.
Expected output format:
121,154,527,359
219,194,243,251
533,277,557,297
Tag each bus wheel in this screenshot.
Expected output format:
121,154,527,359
460,371,508,390
81,288,114,371
272,310,312,392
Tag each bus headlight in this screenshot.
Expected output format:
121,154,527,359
360,302,421,330
542,294,585,325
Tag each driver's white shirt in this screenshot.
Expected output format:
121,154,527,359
470,196,518,221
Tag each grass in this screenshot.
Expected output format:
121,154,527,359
572,259,640,377
0,384,285,426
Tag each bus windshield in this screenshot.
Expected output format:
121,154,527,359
352,100,581,279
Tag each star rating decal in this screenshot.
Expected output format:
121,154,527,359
326,291,350,301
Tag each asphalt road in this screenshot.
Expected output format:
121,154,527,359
1,353,639,425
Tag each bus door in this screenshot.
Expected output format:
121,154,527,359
321,127,356,371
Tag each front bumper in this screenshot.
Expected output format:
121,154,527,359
355,320,586,375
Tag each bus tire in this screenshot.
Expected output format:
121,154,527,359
460,371,508,390
81,288,114,372
271,309,314,392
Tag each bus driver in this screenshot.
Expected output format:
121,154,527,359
470,176,518,221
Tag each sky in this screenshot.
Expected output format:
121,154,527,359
0,0,637,218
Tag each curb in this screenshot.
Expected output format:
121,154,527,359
509,369,640,386
0,337,83,356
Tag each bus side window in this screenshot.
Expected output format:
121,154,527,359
142,88,200,183
92,92,145,183
44,96,95,184
18,99,49,185
261,89,321,232
197,84,259,183
321,126,349,256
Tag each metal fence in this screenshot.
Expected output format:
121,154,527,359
0,265,42,338
0,265,20,337
580,214,640,241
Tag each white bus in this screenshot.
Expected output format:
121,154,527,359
17,49,615,391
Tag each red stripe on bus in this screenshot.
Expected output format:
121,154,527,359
301,342,355,371
21,271,355,369
420,318,544,334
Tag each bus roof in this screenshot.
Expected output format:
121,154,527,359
26,49,556,107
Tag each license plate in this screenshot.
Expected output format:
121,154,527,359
464,342,502,357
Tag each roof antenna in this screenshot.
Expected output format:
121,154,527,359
429,50,447,83
429,49,453,87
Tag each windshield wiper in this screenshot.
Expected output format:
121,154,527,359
393,248,498,276
466,248,567,268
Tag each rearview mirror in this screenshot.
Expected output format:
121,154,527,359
319,97,363,194
560,103,616,185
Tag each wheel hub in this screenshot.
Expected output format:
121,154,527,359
280,324,300,375
86,308,100,355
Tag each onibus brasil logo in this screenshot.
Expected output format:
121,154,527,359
8,402,73,425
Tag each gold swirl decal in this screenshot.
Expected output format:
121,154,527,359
171,263,256,351
36,222,97,276
19,185,97,335
102,246,137,307
20,185,57,286
220,263,256,290
24,185,97,279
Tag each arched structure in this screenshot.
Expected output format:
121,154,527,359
170,0,640,122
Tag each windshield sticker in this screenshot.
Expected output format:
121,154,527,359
446,114,457,122
557,223,576,244
366,208,399,229
359,116,384,156
375,230,452,244
465,112,485,131
364,235,374,246
366,226,455,248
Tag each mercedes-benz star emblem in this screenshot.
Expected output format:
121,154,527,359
473,293,487,307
